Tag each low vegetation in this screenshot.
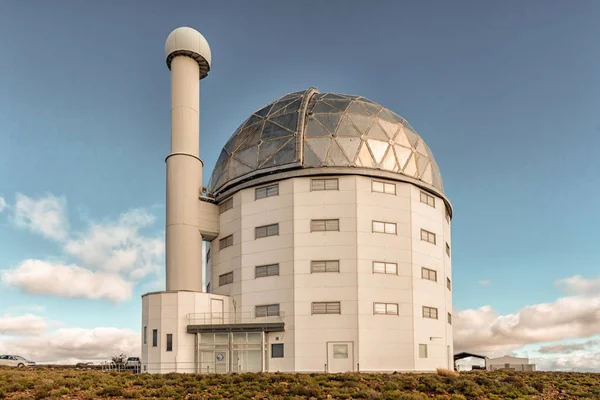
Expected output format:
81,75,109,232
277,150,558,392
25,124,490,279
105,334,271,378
0,366,598,399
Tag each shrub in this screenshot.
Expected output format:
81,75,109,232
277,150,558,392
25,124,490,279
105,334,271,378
97,386,124,397
436,368,459,377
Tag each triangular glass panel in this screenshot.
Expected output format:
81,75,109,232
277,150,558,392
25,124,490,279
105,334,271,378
305,137,331,162
223,134,237,154
394,128,412,148
403,153,418,177
268,99,294,117
234,122,263,153
392,111,405,124
312,101,339,114
404,127,420,147
416,154,430,177
269,112,298,132
234,145,259,168
336,115,362,137
349,114,374,135
258,136,293,166
254,104,273,118
432,167,443,191
212,158,230,190
366,122,388,141
378,119,399,139
394,145,412,169
324,93,347,100
336,137,361,163
367,139,389,164
305,118,330,138
261,120,293,141
416,139,429,156
421,163,433,184
324,99,351,112
358,100,382,115
325,139,349,166
283,98,302,114
303,143,322,167
378,108,397,123
346,101,368,115
380,147,397,171
263,138,296,167
242,114,264,129
228,157,254,178
314,113,342,135
214,148,229,168
357,141,375,167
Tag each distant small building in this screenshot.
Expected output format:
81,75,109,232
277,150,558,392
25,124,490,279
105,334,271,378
488,356,536,371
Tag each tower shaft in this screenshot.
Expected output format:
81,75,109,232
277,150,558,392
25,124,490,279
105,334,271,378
165,55,203,291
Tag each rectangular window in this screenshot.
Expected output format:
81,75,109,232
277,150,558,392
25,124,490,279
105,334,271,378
311,260,340,273
311,178,339,191
448,312,452,325
419,344,428,358
333,344,349,359
219,271,233,286
219,197,233,214
374,302,399,315
420,229,436,244
166,334,173,352
255,264,279,278
255,223,279,239
372,180,396,195
420,191,435,207
271,343,284,358
255,184,279,200
255,304,280,317
152,329,158,347
447,278,452,291
446,243,450,257
219,235,233,250
373,261,398,275
143,326,147,345
311,219,339,232
372,221,397,234
312,302,341,314
421,267,437,282
422,306,438,319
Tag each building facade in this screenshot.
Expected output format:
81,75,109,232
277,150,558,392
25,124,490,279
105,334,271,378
141,27,453,374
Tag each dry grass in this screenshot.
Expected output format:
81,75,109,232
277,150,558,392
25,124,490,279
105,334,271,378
0,366,599,399
436,368,460,377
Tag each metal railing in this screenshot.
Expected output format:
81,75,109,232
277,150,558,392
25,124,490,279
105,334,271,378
187,312,285,325
100,361,141,374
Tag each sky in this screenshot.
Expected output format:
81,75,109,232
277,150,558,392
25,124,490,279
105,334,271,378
0,0,599,370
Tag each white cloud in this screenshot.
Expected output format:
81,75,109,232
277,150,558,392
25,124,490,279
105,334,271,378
0,196,6,213
0,313,50,335
64,208,164,279
0,327,139,364
2,259,133,303
533,352,600,372
538,339,600,354
477,280,491,286
454,275,600,358
13,193,69,241
556,275,600,296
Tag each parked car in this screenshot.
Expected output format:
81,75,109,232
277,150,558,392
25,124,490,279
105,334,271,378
0,355,36,367
125,357,141,372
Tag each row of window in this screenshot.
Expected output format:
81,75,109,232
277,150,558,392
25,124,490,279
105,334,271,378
271,342,432,360
219,220,450,254
218,179,451,222
254,302,452,322
219,262,451,288
143,327,173,351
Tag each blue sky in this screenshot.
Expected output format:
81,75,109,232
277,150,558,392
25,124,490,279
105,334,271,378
1,1,599,369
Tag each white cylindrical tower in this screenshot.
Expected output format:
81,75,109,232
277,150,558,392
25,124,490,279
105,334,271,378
164,27,211,292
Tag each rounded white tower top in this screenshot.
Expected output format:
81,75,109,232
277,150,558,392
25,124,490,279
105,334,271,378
165,27,211,79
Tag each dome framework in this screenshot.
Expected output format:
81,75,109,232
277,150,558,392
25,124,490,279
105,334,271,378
209,88,445,200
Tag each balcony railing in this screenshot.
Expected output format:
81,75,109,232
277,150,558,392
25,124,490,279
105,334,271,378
187,312,285,326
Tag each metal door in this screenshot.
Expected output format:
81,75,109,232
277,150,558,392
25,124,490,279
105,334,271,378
327,342,353,373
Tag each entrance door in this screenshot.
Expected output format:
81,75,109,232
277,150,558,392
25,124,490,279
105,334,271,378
327,342,353,372
211,299,224,324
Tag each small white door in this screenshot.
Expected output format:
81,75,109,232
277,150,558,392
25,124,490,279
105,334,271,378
211,299,224,324
327,342,353,373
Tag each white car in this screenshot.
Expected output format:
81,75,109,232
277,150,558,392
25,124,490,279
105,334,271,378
0,355,36,367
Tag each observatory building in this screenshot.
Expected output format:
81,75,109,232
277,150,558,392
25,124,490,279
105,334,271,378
141,27,453,374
